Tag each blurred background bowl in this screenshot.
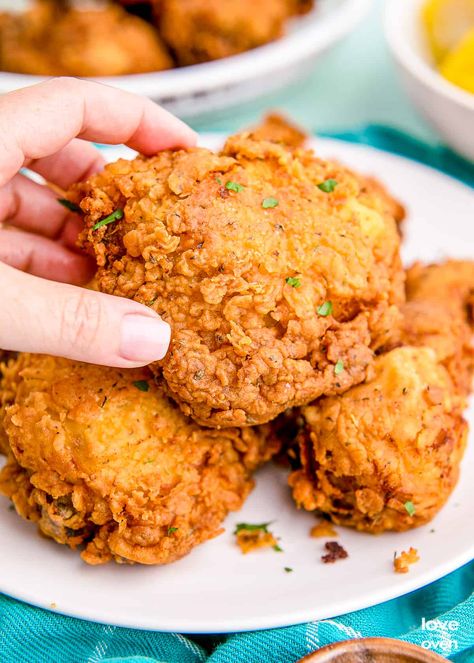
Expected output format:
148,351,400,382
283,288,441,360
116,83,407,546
0,0,370,120
385,0,474,162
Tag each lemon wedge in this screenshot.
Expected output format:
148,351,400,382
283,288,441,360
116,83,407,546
422,0,474,61
439,27,474,93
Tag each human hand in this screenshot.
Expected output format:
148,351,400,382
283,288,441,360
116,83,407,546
0,77,196,367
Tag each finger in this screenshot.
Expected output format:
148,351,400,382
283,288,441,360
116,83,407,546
28,138,105,188
0,261,171,368
0,228,94,285
0,77,197,186
0,173,83,242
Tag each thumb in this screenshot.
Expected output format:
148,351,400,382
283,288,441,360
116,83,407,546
0,262,170,367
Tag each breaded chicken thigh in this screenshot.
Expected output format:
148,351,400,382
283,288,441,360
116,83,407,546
0,355,276,565
157,0,312,65
74,129,404,428
0,0,172,76
288,346,467,532
287,261,473,532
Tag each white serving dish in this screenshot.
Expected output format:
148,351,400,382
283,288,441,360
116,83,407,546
385,0,474,162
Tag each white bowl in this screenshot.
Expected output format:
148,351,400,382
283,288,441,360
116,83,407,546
385,0,474,162
0,0,371,119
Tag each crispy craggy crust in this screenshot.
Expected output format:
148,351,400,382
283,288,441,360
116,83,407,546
289,346,467,533
0,1,172,76
74,130,404,428
157,0,312,66
0,354,277,565
403,260,474,395
248,113,308,148
288,261,474,533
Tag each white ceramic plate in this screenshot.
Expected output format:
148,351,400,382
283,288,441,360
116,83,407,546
0,137,472,633
0,0,371,118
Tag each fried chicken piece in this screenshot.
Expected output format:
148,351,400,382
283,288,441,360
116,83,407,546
248,113,308,148
158,0,307,65
403,260,474,395
0,0,172,76
289,346,467,533
0,354,276,565
74,129,404,428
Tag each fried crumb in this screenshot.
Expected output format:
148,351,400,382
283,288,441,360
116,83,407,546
310,521,338,538
235,528,279,554
321,541,348,564
50,602,57,609
394,547,420,573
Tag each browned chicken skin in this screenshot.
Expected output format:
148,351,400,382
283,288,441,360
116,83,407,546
158,0,305,66
288,261,473,533
0,354,277,565
73,127,404,428
0,0,172,76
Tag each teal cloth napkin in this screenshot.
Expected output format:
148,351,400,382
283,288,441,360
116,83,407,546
1,127,473,663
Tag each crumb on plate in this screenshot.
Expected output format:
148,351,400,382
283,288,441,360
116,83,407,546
234,522,280,554
394,547,420,573
321,541,348,564
310,520,338,538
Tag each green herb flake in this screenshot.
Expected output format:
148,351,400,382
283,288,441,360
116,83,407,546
225,181,245,193
215,176,222,185
404,501,416,517
284,566,293,573
334,360,344,376
133,380,149,392
286,276,301,288
317,301,333,317
58,198,81,213
262,196,279,209
167,527,178,535
317,179,338,193
273,544,283,553
234,522,272,535
92,208,124,231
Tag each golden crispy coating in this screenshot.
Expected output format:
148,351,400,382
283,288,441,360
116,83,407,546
403,260,474,395
248,113,308,148
0,354,276,565
74,130,404,427
289,346,467,533
0,1,172,76
158,0,310,65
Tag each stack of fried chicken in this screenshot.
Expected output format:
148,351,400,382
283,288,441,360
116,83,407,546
0,0,315,77
0,116,472,565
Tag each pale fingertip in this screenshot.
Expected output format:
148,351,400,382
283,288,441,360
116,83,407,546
119,313,171,364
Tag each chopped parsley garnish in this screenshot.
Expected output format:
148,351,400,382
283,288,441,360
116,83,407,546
317,179,338,193
404,501,416,517
234,522,272,534
317,301,333,317
273,544,283,553
148,296,158,307
215,176,222,185
334,360,344,376
286,276,301,288
225,181,244,193
133,380,149,392
167,527,178,535
58,198,81,213
284,567,293,573
92,208,124,231
262,197,279,209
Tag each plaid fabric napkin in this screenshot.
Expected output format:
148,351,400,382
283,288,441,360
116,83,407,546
1,127,473,663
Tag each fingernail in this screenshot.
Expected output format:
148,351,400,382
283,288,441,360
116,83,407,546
120,314,171,362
